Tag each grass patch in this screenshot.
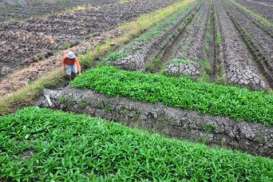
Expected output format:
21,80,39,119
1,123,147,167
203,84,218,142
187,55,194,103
171,58,192,65
1,107,273,181
145,58,163,72
104,51,128,63
0,0,195,115
71,66,273,125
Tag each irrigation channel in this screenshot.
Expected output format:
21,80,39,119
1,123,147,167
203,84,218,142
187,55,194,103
38,0,273,159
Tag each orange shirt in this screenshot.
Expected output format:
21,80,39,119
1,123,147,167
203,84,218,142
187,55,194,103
63,57,76,65
63,57,81,73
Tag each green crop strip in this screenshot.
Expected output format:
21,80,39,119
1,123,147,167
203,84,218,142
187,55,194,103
0,107,273,181
71,66,273,125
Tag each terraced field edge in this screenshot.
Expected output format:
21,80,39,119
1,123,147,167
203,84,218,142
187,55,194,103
71,66,273,125
0,107,272,181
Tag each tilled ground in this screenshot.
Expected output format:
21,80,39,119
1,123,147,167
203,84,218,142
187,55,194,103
109,0,272,90
0,0,177,79
214,0,268,89
224,1,273,86
112,1,207,76
235,0,273,20
111,3,200,71
0,0,117,22
1,0,273,97
164,0,209,77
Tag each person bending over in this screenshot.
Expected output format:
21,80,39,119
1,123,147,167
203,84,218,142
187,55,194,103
63,51,81,80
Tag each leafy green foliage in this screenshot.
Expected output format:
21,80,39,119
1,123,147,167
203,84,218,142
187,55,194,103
1,107,273,181
103,51,127,62
170,58,192,65
72,66,273,125
216,33,222,46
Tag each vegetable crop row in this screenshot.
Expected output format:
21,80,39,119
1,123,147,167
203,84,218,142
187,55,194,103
0,107,273,181
71,66,273,125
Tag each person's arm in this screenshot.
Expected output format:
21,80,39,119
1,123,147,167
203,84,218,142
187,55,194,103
75,59,81,74
63,60,66,72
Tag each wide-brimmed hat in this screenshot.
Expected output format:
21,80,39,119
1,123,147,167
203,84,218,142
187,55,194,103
67,51,76,59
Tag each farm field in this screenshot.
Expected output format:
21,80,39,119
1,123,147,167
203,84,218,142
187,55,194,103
0,107,273,181
0,0,176,80
1,0,273,180
0,0,117,22
107,0,273,90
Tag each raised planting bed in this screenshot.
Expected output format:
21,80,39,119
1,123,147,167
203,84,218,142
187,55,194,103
39,88,273,157
71,66,273,125
1,107,273,181
163,0,210,78
103,1,199,71
214,0,268,90
235,0,273,21
230,0,273,39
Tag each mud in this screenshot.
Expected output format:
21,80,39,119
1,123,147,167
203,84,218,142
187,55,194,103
38,88,273,158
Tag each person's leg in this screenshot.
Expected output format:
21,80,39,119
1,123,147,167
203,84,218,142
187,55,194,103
71,64,78,79
65,65,72,80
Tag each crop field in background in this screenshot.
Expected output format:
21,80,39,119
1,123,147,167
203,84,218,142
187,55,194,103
106,0,273,90
0,0,177,92
0,0,273,180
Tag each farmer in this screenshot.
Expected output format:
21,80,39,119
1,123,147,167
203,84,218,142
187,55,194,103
63,51,81,80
